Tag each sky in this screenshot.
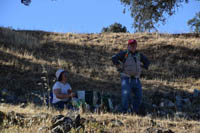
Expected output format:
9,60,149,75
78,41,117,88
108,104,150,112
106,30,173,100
0,0,200,33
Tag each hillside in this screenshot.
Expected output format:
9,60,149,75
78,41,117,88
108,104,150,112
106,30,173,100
0,27,199,103
0,27,200,132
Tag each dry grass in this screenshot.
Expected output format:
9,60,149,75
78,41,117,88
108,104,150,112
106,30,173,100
1,104,200,133
0,27,40,49
0,27,200,132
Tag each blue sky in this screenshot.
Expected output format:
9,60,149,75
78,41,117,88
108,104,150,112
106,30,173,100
0,0,199,33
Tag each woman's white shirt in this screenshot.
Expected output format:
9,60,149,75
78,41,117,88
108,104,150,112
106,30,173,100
52,81,71,104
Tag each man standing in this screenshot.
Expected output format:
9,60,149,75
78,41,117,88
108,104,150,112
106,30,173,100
112,39,150,113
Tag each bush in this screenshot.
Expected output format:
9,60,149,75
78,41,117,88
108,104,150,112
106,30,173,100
101,23,128,33
188,12,200,33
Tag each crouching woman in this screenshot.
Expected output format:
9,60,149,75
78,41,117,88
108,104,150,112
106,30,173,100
52,69,76,110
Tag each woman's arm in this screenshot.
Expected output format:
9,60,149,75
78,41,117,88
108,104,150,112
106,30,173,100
54,88,73,99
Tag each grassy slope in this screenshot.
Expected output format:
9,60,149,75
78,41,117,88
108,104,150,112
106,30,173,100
0,27,199,101
0,27,200,132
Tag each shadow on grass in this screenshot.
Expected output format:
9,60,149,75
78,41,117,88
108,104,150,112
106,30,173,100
141,44,200,80
0,39,200,120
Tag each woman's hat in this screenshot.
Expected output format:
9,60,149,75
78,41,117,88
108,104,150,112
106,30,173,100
56,69,65,80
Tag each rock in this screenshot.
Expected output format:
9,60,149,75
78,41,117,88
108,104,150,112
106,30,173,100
6,111,25,127
139,101,154,116
6,95,17,103
167,101,175,108
175,95,182,111
164,92,175,101
109,119,124,127
51,115,65,124
51,116,73,133
73,114,81,128
0,111,6,125
51,125,66,133
0,98,5,103
160,102,164,107
157,110,166,117
182,98,191,110
175,112,189,119
150,119,157,127
193,89,200,97
1,89,17,103
37,126,49,133
1,88,8,96
113,104,121,113
151,92,163,106
145,127,174,133
51,115,72,129
160,99,175,108
51,114,85,133
20,103,27,108
17,96,27,103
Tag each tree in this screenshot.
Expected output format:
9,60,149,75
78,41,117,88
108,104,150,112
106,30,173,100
101,23,128,33
188,11,200,33
21,0,31,6
120,0,191,32
21,0,200,32
21,0,57,6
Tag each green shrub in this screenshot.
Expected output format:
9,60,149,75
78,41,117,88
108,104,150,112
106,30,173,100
101,23,128,33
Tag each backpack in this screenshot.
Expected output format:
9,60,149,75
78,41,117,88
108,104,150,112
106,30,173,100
121,50,142,77
123,50,141,63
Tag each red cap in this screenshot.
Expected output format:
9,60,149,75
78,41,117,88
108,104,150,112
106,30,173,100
128,39,137,45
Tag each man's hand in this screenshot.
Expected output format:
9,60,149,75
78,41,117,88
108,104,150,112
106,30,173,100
69,92,76,98
116,64,123,72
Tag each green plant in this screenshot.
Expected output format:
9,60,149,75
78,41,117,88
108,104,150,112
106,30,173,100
37,65,52,107
120,0,197,32
101,23,128,33
188,11,200,33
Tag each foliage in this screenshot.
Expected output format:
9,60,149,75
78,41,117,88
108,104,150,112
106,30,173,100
21,0,200,33
188,11,200,33
120,0,190,32
21,0,57,6
101,23,128,33
21,0,31,6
